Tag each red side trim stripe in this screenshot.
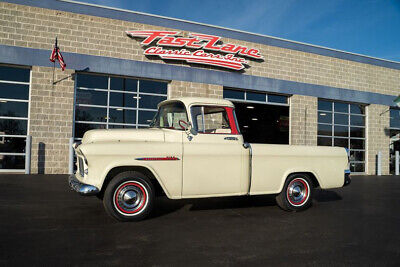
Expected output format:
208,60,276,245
135,156,180,161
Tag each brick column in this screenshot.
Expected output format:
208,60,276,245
290,95,318,146
29,66,75,174
169,80,223,99
366,104,390,175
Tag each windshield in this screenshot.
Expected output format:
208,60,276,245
149,101,188,130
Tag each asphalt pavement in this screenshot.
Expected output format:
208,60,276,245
0,174,399,266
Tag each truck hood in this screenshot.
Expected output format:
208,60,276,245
81,128,165,144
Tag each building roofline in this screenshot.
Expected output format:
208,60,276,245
60,0,400,67
2,0,400,70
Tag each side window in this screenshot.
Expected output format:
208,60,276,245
191,106,234,134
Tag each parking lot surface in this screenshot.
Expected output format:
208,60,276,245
0,174,400,266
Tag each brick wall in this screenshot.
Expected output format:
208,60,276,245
169,81,223,99
30,66,75,174
366,104,390,175
290,95,318,146
1,2,399,97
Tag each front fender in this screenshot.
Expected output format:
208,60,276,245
99,162,175,199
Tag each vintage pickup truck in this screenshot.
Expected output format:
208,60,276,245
69,97,351,221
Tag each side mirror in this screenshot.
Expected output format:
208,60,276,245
179,120,196,140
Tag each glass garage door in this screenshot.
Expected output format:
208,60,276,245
317,99,366,173
0,65,30,172
74,73,168,139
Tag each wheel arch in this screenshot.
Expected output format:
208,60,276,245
99,165,170,199
280,170,321,193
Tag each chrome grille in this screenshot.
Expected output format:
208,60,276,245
78,157,84,177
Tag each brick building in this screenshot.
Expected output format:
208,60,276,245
0,0,399,175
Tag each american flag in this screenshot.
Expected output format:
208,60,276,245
49,37,66,71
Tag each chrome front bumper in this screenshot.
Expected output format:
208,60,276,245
68,175,99,196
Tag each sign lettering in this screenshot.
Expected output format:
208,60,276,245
126,30,263,71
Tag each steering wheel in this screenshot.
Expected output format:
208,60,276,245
178,120,188,130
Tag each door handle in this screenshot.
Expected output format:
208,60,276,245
224,137,238,141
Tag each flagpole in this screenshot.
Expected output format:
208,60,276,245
52,37,57,85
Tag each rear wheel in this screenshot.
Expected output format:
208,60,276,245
103,171,154,221
276,174,313,212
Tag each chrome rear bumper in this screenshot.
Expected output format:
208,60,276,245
68,175,99,196
343,169,351,187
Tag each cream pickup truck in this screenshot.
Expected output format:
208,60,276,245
69,97,351,221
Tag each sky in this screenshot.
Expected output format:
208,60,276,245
78,0,400,62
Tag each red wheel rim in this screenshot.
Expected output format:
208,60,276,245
113,181,148,215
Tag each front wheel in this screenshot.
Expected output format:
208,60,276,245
276,174,313,212
103,171,154,221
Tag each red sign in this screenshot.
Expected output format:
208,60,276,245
126,30,263,71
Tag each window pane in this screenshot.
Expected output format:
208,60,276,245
110,77,137,92
334,126,348,137
318,112,332,124
139,95,166,109
268,94,287,104
247,92,265,102
350,115,365,126
350,127,364,138
390,109,400,129
191,106,231,134
334,113,348,125
350,104,364,115
0,137,26,153
140,80,167,94
74,123,106,138
350,139,364,149
0,83,29,100
317,99,365,172
318,100,332,111
108,108,136,124
75,106,107,122
203,107,231,134
350,151,364,162
0,101,28,117
0,155,25,169
76,89,107,106
334,102,348,113
318,137,332,146
109,92,137,108
350,162,365,173
77,74,108,89
0,66,29,82
318,124,332,136
0,119,27,135
138,110,157,125
334,138,348,148
223,89,244,100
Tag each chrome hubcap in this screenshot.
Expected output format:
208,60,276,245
123,190,139,206
287,178,309,205
115,183,146,213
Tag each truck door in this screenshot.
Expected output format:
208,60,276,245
182,105,246,197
